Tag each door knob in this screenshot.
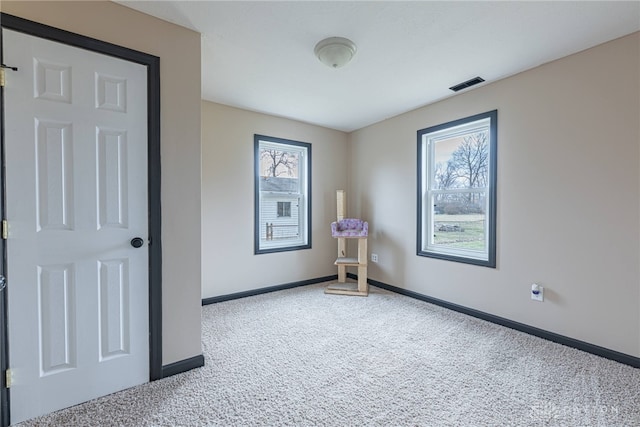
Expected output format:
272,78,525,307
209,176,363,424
130,237,144,248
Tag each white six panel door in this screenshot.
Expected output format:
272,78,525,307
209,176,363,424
3,29,149,423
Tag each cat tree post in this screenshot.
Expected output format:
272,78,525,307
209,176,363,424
336,190,347,283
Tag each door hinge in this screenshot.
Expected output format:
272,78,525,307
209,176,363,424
5,369,11,388
2,220,7,240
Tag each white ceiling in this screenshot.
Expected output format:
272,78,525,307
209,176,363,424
118,1,640,132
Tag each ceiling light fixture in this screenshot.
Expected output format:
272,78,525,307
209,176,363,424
314,37,357,69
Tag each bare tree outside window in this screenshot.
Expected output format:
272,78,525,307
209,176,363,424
434,132,488,211
260,149,298,178
451,132,489,188
434,160,457,190
435,132,488,190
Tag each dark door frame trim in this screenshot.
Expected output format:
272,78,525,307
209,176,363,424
0,13,163,426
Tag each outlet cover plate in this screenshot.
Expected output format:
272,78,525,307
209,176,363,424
531,286,544,302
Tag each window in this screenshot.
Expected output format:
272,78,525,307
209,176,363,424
277,201,291,217
255,134,311,254
417,110,497,267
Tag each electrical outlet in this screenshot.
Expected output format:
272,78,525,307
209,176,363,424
531,283,544,302
371,253,378,263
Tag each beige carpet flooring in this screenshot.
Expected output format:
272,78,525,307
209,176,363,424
17,282,640,426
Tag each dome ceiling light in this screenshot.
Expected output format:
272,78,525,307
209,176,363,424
314,37,357,69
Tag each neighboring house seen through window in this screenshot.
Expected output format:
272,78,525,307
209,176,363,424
417,110,497,267
255,135,311,254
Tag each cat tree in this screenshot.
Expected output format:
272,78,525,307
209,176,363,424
325,190,369,296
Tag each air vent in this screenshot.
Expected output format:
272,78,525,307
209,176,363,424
449,77,485,92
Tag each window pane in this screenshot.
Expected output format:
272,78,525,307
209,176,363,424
432,193,486,252
258,146,300,194
433,131,489,190
261,198,300,241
